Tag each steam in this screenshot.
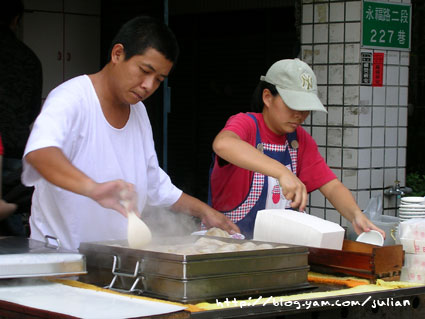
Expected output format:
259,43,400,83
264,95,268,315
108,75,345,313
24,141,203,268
141,205,201,239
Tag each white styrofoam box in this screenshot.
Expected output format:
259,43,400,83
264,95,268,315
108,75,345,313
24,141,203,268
345,22,361,42
345,43,360,64
344,65,360,85
253,209,345,250
329,23,344,43
385,127,398,147
302,4,314,23
327,106,343,125
301,24,313,44
345,1,361,21
344,86,359,106
371,169,384,188
329,2,344,22
314,44,328,63
328,87,343,106
329,65,343,84
329,44,344,63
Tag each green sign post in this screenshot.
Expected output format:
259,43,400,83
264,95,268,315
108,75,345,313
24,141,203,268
362,0,411,50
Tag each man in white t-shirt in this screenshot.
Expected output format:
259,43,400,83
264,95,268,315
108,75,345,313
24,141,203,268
22,16,240,250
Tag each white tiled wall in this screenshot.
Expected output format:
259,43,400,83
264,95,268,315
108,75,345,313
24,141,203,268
301,0,410,218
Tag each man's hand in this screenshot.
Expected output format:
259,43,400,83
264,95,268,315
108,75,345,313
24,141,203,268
87,180,135,217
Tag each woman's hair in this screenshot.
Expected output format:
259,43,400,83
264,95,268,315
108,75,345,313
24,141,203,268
109,15,179,63
250,81,279,112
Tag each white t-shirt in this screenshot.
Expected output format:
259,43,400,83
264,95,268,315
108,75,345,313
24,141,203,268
22,75,182,250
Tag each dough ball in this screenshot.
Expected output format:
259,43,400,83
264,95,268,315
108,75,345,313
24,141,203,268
206,227,231,238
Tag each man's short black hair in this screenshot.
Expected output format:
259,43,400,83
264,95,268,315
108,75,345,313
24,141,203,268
109,15,179,63
0,0,24,26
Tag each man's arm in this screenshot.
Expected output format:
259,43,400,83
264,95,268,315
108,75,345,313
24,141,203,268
25,146,132,216
170,192,240,234
213,130,308,211
319,179,385,238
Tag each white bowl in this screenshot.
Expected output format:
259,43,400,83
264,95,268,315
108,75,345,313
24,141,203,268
401,197,425,204
356,230,384,246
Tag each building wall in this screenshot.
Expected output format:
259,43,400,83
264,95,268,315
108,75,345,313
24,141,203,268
300,0,411,225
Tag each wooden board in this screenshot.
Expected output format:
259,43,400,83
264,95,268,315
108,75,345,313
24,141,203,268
308,239,404,282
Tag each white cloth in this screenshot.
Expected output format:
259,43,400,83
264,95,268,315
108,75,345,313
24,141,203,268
22,75,182,250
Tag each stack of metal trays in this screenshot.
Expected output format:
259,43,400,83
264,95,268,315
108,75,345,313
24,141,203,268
0,236,87,279
79,236,310,303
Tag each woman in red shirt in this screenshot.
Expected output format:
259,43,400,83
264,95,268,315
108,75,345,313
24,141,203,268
209,59,384,239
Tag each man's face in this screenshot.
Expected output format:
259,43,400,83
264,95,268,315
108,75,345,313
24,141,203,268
113,46,173,105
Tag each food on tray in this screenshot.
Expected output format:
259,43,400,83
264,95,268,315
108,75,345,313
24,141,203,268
205,227,231,238
143,237,277,255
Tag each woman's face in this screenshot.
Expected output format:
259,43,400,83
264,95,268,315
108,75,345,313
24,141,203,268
262,89,310,135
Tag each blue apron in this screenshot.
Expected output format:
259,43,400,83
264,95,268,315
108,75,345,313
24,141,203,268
208,114,298,238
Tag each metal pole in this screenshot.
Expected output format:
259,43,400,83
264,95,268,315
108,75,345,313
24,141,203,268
162,0,170,172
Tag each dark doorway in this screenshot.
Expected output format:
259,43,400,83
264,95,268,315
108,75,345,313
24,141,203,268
167,5,299,201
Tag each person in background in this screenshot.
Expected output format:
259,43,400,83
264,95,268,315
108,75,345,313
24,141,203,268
22,16,239,250
209,58,384,239
0,136,17,221
0,0,42,234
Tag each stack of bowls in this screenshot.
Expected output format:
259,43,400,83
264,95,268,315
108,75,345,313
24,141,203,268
399,197,425,221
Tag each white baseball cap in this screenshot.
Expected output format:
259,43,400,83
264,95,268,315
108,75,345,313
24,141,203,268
260,58,327,112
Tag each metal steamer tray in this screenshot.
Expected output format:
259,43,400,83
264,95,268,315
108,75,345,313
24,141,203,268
0,236,87,279
78,236,311,303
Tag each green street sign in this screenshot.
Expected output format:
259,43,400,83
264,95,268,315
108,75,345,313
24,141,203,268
362,0,411,50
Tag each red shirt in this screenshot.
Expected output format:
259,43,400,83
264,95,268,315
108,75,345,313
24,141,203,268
0,136,3,156
210,113,336,211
